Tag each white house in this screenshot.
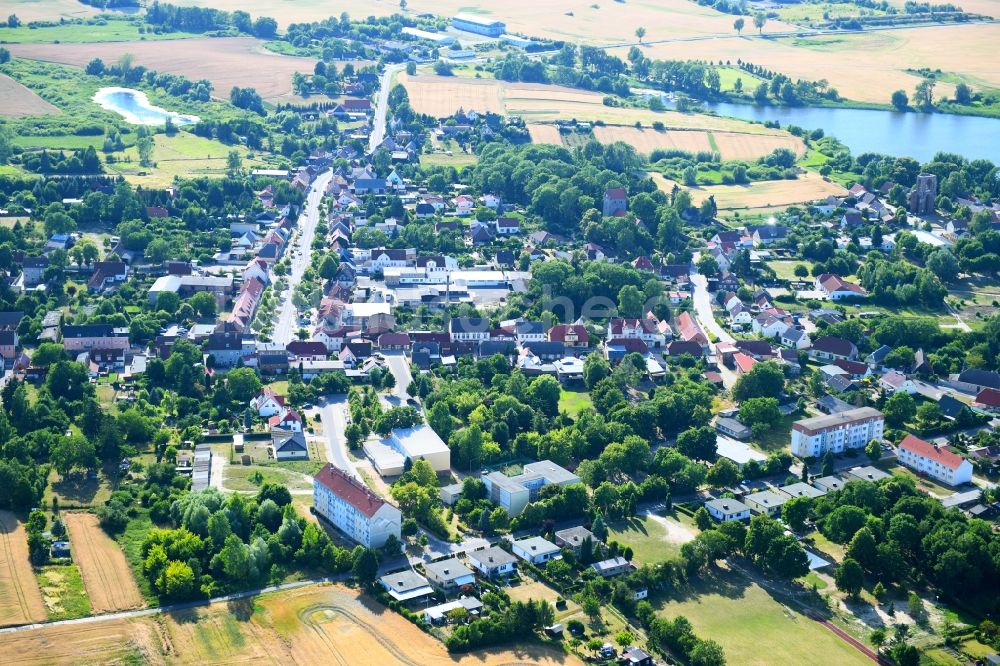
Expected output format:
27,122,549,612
424,557,476,593
815,273,868,300
781,328,811,350
251,389,285,417
753,314,791,338
511,536,561,565
449,317,490,342
744,489,791,517
705,498,751,522
897,434,973,486
467,546,518,579
879,370,917,394
313,464,401,547
481,460,580,516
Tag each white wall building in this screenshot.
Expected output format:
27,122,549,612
511,536,561,565
704,498,751,522
790,407,884,458
481,460,580,515
313,464,401,547
898,434,973,486
382,424,451,473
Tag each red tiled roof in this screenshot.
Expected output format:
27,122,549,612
975,387,1000,407
733,352,757,373
818,273,867,295
607,338,648,353
548,324,588,343
899,434,966,470
676,311,707,345
605,187,627,199
314,464,391,517
834,359,868,376
286,341,328,357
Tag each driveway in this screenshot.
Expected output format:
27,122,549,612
381,351,414,406
271,169,332,346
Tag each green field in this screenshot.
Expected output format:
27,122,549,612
35,563,92,621
776,1,887,24
769,260,815,281
558,388,593,416
607,513,695,565
653,568,871,666
0,21,198,44
715,66,764,93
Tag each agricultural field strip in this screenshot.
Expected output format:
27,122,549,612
0,511,46,626
63,513,145,613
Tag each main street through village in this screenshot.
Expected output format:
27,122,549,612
271,168,332,347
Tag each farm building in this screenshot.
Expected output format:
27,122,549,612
451,14,506,36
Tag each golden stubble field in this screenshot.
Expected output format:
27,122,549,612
2,583,584,666
615,24,999,104
592,125,805,160
63,512,145,614
652,170,847,210
0,73,60,117
7,37,318,101
0,511,46,627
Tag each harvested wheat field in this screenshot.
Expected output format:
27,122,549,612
2,583,583,666
400,73,507,116
528,124,564,145
0,511,46,627
63,512,144,614
0,73,60,118
9,37,317,101
615,23,999,104
652,171,846,210
592,125,804,160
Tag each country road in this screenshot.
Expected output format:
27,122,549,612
271,168,332,346
690,255,734,345
368,63,405,154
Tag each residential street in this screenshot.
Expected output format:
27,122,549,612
272,169,332,346
382,350,413,404
690,254,734,344
316,395,359,480
368,63,405,154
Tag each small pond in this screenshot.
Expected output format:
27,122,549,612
93,87,199,126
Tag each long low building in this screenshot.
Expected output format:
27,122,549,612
380,424,451,473
790,407,884,458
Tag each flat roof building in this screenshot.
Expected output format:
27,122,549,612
380,424,451,473
482,460,580,516
452,13,506,36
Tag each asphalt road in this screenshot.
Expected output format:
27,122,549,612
382,351,413,403
690,255,734,345
271,169,332,346
368,63,405,154
317,395,358,480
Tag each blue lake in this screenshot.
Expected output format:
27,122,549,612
703,101,1000,163
93,87,199,126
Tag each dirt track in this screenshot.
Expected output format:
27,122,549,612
63,513,145,614
0,511,46,627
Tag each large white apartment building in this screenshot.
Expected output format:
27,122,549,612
481,460,580,516
897,434,973,486
790,407,884,458
313,464,401,547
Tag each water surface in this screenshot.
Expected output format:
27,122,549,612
93,87,199,126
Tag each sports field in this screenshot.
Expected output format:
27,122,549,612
0,511,46,627
0,73,60,118
8,37,317,101
63,512,145,614
655,568,871,666
652,171,846,210
2,583,583,665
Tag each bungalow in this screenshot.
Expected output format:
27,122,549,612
512,536,561,565
379,569,435,604
809,336,858,362
716,417,751,440
423,597,483,625
271,429,308,461
495,217,520,235
812,475,848,493
467,546,517,579
704,498,751,522
591,557,633,578
554,526,595,553
752,225,788,246
423,557,476,593
780,328,811,350
745,489,791,517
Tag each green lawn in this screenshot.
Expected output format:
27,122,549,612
769,260,814,282
607,513,695,565
0,21,199,44
106,131,267,188
421,151,478,168
558,388,593,417
116,512,157,602
715,66,763,93
804,529,846,563
35,563,91,621
751,413,797,452
224,464,313,493
653,568,871,666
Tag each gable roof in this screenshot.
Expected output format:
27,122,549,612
975,387,1000,407
899,434,967,470
314,464,393,517
812,336,856,357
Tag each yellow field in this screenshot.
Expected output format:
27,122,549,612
0,0,98,23
527,124,563,145
63,513,145,614
615,23,1000,104
0,511,46,627
2,583,583,665
652,170,847,210
0,73,60,117
9,37,317,101
591,125,805,160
